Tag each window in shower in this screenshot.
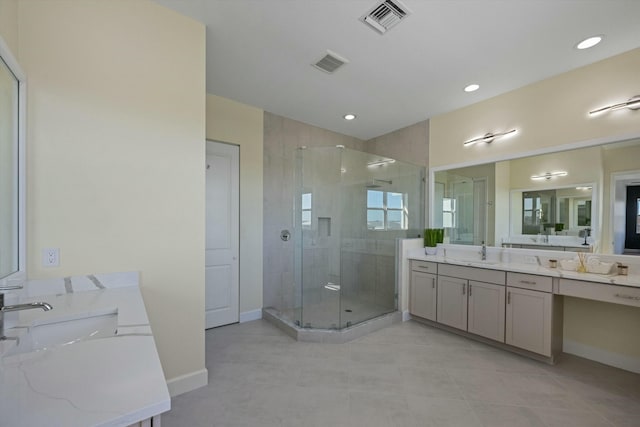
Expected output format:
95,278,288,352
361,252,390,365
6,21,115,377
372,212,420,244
367,190,407,230
301,192,312,229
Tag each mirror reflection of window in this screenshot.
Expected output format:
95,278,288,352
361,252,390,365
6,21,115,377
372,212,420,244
442,198,454,228
576,199,591,227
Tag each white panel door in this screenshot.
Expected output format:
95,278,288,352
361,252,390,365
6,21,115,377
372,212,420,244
205,141,239,329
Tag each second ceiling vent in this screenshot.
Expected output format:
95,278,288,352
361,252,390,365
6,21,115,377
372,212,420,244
312,50,349,74
360,0,412,35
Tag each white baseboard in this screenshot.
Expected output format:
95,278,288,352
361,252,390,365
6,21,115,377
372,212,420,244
240,308,262,323
166,368,208,397
402,310,412,322
563,339,640,374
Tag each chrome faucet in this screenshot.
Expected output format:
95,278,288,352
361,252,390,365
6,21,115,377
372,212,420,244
481,241,487,261
0,293,52,339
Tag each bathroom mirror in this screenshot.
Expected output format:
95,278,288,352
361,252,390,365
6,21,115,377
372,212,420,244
509,186,594,236
431,137,640,254
0,36,26,287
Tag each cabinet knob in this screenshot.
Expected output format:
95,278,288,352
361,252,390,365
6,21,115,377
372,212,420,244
507,291,511,304
462,283,466,295
469,284,472,296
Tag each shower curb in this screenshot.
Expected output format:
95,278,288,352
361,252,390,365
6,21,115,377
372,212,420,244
262,308,402,343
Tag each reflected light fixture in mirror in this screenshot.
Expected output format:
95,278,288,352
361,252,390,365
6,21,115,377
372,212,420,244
589,95,640,116
367,158,395,167
531,171,568,180
464,129,517,146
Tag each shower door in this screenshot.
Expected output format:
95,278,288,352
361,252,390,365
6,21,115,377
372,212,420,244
294,146,424,330
295,146,343,329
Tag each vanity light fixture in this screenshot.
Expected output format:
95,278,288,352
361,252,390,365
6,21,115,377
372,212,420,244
343,113,356,120
463,129,517,146
367,158,395,167
531,171,568,181
589,95,640,115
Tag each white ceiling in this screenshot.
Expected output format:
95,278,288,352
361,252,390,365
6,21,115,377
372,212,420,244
154,0,640,140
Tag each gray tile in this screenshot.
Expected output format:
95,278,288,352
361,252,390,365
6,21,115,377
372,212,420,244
347,362,404,394
530,407,615,427
348,390,410,426
399,365,463,399
470,402,547,427
164,319,640,427
406,395,481,427
296,360,350,389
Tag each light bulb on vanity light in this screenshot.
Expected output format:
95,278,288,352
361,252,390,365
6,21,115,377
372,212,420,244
463,129,517,146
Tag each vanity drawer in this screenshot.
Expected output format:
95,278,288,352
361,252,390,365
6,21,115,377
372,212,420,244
438,264,505,285
411,260,438,274
507,272,553,293
558,279,640,308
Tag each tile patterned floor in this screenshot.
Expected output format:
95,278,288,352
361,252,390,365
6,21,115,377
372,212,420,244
163,320,640,427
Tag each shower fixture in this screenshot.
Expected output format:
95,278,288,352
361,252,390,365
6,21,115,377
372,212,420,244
366,179,392,188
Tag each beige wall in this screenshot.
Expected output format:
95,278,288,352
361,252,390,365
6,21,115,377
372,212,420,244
365,120,429,166
429,47,640,367
206,94,264,314
430,48,640,168
16,0,206,390
0,0,18,54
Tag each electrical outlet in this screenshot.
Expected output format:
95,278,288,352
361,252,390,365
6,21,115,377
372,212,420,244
42,248,60,267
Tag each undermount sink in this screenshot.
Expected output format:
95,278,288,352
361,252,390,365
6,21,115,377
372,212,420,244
4,308,118,356
448,258,499,266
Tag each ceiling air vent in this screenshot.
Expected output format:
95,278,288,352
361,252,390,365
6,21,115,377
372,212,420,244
360,0,412,34
312,50,349,74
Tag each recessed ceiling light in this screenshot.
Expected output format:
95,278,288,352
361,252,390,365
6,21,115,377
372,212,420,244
464,84,479,93
576,35,603,50
344,113,356,120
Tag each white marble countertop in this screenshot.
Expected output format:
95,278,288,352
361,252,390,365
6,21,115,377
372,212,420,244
408,247,640,288
0,272,170,426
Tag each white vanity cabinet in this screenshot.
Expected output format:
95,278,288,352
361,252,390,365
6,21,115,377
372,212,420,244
436,265,506,341
468,280,506,342
505,273,554,356
436,275,467,330
409,261,438,321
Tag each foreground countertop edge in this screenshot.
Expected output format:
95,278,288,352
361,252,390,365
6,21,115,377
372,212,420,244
407,253,640,288
0,275,171,427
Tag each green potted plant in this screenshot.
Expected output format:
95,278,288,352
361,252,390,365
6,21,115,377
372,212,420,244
424,228,444,255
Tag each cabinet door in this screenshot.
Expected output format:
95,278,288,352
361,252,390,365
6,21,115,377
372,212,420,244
410,270,437,321
437,276,467,330
505,287,552,356
468,281,506,342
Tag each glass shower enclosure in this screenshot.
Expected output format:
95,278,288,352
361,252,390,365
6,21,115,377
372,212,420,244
283,146,423,330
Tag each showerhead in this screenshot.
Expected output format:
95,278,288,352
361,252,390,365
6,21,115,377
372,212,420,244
366,179,392,188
